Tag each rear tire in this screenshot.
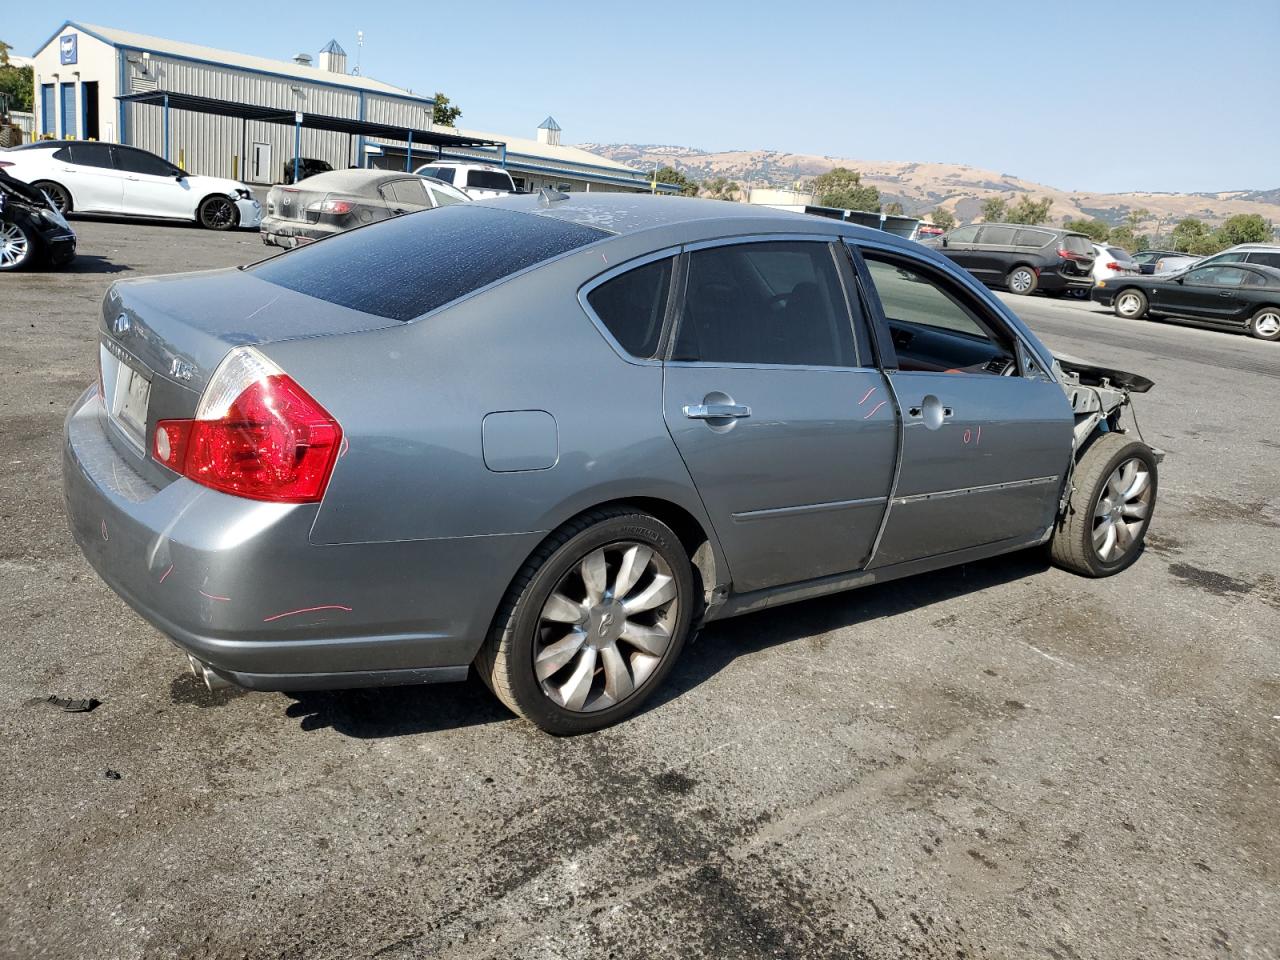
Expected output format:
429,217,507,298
31,181,71,214
198,195,239,231
1007,266,1037,295
1245,306,1280,341
478,506,694,735
1051,433,1158,577
1114,288,1148,319
0,220,37,271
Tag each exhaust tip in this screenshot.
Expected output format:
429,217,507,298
185,653,236,692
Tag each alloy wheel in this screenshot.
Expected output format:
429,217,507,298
1092,457,1152,563
1010,269,1033,293
1253,310,1280,339
201,197,236,229
1116,292,1143,317
0,222,30,268
534,542,679,713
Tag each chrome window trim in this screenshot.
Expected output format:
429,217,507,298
576,245,682,367
733,495,888,522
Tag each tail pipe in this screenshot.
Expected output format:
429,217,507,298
187,654,237,692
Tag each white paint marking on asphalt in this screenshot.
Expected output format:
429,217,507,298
1021,640,1074,668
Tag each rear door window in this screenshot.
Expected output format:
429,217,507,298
1014,228,1051,248
381,178,430,207
466,170,514,191
65,143,115,168
251,206,609,322
416,166,455,184
672,241,857,367
977,225,1016,246
585,257,674,359
115,147,177,177
1246,251,1280,268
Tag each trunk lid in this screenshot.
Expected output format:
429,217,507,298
97,267,398,480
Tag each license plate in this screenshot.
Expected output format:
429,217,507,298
101,344,151,450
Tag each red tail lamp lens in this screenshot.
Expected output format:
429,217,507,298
154,375,342,503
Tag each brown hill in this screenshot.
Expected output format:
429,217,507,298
580,144,1280,233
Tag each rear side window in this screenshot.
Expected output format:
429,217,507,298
673,241,856,367
381,179,429,206
585,257,674,359
1063,234,1094,255
1014,228,1051,247
978,226,1016,245
466,170,514,191
947,225,980,243
115,148,175,177
68,143,116,169
416,166,454,184
251,206,609,322
1247,252,1280,268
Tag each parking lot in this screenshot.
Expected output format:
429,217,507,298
1,219,1277,959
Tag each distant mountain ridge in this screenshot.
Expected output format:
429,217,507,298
580,143,1280,230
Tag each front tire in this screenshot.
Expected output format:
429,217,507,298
1114,288,1148,319
1245,306,1280,341
1007,266,1038,295
478,507,694,734
198,195,239,231
31,181,72,214
0,220,37,271
1051,433,1158,577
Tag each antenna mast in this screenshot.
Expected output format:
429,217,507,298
353,30,364,75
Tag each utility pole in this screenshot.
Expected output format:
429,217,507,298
353,31,364,76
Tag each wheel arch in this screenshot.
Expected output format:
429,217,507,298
196,192,239,225
30,178,74,210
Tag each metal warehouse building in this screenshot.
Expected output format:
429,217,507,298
30,21,673,193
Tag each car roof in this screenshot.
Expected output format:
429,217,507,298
479,192,895,242
285,169,429,192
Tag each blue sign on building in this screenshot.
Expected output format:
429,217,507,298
60,34,78,65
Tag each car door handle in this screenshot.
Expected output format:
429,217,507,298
1219,291,1233,297
684,402,751,420
908,405,953,418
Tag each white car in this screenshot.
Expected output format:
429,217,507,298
1090,243,1140,282
0,141,261,230
411,161,517,200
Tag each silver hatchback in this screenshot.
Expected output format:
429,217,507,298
63,195,1159,733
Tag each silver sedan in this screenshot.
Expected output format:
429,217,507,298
63,195,1160,733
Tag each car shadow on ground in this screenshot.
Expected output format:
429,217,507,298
54,255,131,274
283,549,1052,739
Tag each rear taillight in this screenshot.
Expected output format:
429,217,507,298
309,199,354,215
153,347,342,503
1105,261,1122,271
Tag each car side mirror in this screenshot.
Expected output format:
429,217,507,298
173,171,185,181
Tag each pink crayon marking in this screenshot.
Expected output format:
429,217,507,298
863,400,887,419
199,590,231,602
100,519,109,541
858,386,876,405
976,425,982,445
159,564,174,584
263,604,353,623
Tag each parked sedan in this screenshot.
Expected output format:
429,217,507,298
0,169,76,271
0,140,261,230
63,196,1159,733
1094,262,1280,340
261,170,470,249
1131,249,1198,275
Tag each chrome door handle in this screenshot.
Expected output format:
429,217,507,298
684,402,751,420
908,405,952,418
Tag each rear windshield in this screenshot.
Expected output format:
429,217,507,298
1105,246,1132,260
251,206,609,321
466,170,515,191
416,166,454,184
1063,234,1093,255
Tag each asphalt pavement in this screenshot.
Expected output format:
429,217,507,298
1,221,1277,960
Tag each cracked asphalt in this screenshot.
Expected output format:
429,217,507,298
1,220,1277,959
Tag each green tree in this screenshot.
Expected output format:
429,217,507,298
0,39,34,113
1107,225,1151,253
980,196,1007,222
883,201,905,216
1005,195,1053,225
431,92,462,127
653,165,698,197
1125,207,1150,229
1170,217,1210,253
701,176,739,202
929,207,956,231
1064,218,1111,242
1216,213,1272,246
808,167,880,212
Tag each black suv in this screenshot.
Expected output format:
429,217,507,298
925,223,1095,296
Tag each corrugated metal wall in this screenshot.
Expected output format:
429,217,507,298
122,55,432,183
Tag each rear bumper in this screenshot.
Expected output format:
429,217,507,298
62,388,538,690
1038,268,1095,292
1091,286,1117,305
259,217,335,248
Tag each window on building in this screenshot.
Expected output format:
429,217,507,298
586,257,674,359
673,241,857,367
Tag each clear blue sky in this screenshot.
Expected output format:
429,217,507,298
7,1,1277,193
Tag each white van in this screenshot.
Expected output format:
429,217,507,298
412,162,517,200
